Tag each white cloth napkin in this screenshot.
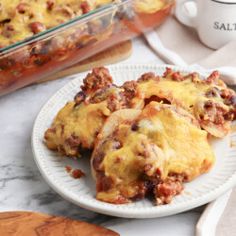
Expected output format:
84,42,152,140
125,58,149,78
146,16,236,85
216,189,236,236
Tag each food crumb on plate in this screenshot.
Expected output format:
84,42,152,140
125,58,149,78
65,165,85,179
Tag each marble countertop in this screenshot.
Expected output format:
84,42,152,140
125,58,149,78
0,37,203,236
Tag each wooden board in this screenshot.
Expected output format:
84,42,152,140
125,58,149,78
39,40,132,83
0,211,119,236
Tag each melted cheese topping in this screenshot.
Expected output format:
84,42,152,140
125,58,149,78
134,0,165,14
139,103,215,179
96,124,166,202
45,101,110,156
95,102,215,202
132,76,231,137
134,78,225,110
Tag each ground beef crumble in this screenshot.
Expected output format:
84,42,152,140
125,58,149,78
154,175,184,205
137,72,156,82
206,71,220,84
81,67,113,94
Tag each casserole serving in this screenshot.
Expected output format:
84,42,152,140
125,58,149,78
44,66,236,205
0,0,175,96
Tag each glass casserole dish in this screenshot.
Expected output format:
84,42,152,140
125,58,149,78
0,0,175,96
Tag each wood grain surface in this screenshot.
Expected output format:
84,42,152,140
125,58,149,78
38,40,132,83
0,211,119,236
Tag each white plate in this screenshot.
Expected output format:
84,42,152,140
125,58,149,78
32,64,236,218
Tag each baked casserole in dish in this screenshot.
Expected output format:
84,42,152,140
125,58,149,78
0,0,175,95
